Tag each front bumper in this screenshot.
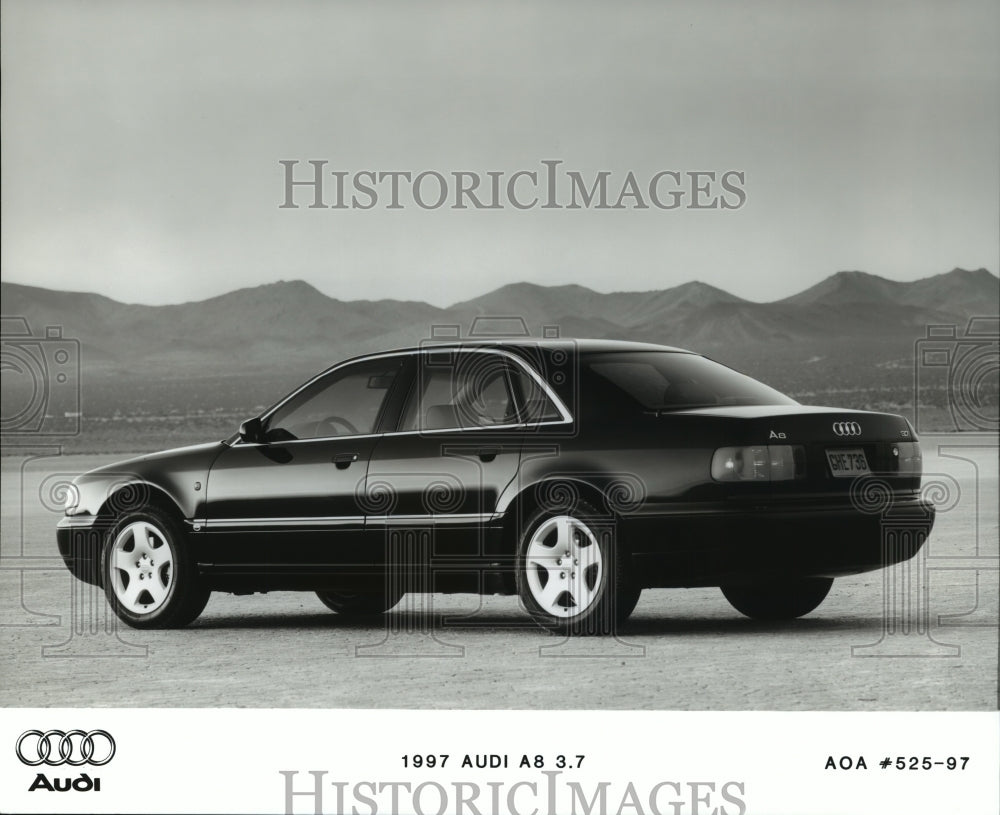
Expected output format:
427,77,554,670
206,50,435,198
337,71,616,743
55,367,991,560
56,515,107,587
623,495,935,587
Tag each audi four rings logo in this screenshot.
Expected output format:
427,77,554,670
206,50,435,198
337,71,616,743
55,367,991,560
15,730,115,766
832,421,862,437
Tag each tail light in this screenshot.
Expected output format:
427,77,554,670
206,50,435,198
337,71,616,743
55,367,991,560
711,445,806,482
893,441,923,475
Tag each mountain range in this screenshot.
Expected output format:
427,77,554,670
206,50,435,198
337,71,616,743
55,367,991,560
3,268,995,369
1,268,997,445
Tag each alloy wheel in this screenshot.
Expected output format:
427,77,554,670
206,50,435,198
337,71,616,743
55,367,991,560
524,515,604,618
108,521,174,615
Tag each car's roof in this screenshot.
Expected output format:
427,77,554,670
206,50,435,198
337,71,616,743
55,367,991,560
368,338,693,356
318,338,697,379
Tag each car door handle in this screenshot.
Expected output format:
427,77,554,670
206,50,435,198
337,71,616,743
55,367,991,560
476,447,500,462
332,453,359,469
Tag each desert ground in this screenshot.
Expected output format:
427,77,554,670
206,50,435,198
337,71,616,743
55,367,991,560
1,434,996,710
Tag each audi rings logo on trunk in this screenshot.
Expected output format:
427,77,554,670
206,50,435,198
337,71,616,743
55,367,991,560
832,421,862,437
15,730,115,766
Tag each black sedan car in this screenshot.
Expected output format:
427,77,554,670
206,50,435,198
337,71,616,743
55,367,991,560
57,339,934,634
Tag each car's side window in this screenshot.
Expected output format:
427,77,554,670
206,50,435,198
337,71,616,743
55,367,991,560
508,364,563,423
264,359,402,441
399,352,518,431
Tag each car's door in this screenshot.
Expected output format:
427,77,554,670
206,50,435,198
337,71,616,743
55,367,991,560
365,349,529,574
201,356,407,570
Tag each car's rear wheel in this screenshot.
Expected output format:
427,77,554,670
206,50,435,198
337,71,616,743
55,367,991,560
101,507,210,629
516,501,635,635
721,577,833,620
315,588,403,615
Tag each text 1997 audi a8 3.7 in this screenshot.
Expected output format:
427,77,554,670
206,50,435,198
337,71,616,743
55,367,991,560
57,340,934,634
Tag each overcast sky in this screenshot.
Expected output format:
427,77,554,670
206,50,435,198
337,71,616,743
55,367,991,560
2,0,997,306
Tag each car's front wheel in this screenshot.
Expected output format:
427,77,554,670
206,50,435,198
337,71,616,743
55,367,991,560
101,507,210,629
516,501,635,635
315,588,403,615
721,577,833,620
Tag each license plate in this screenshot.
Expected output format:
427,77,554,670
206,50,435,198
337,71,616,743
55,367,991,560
826,448,870,478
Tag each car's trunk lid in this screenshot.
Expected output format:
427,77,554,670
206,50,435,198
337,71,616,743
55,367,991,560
660,404,919,498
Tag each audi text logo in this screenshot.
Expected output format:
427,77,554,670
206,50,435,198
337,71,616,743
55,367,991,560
832,421,862,437
15,730,115,767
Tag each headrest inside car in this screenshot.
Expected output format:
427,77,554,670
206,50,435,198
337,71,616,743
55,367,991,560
424,404,460,430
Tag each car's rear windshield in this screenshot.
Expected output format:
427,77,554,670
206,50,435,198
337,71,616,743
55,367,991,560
583,351,796,411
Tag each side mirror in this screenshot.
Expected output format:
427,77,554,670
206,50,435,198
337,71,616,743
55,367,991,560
238,417,264,444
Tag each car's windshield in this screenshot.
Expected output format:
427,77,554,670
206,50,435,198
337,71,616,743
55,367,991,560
583,351,796,411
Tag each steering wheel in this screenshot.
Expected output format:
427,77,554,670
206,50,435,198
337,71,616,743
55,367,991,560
312,415,359,437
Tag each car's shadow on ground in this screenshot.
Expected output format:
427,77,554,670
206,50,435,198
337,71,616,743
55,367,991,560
622,614,867,636
191,609,874,636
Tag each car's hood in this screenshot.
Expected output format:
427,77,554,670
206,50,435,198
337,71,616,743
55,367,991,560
82,441,227,480
66,441,228,520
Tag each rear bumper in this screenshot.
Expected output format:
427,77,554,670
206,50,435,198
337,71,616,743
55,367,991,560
623,495,935,587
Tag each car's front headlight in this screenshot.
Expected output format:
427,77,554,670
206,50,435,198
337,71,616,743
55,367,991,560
711,445,806,482
63,482,81,514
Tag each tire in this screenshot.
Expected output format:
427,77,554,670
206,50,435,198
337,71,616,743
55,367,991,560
100,506,210,629
316,588,403,615
616,584,642,623
515,500,634,635
721,577,834,620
